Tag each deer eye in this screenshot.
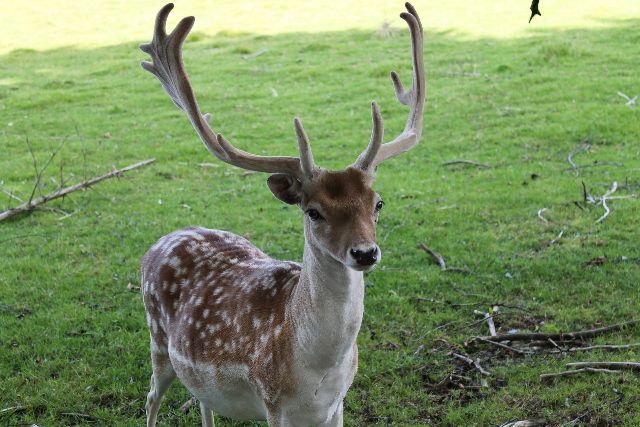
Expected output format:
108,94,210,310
306,209,324,221
375,200,385,212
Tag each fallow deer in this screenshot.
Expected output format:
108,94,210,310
139,3,424,426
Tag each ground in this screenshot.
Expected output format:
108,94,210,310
0,1,639,425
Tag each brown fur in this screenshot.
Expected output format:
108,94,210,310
142,228,299,406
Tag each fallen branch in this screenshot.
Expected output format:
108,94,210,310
471,319,638,343
566,361,640,371
474,336,531,355
549,229,565,245
569,343,640,352
242,48,268,60
581,181,636,224
567,142,589,173
449,352,491,376
441,160,491,169
0,159,155,222
540,367,622,381
561,161,623,172
417,243,475,274
418,243,446,270
500,419,546,427
474,310,497,336
180,396,197,414
537,207,549,223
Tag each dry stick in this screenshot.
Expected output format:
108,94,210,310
569,343,640,352
474,336,531,355
450,352,491,376
596,181,617,223
473,319,638,343
537,207,549,223
549,229,565,245
0,159,155,222
500,419,546,427
567,143,590,175
441,160,491,169
540,367,622,381
179,396,197,414
561,161,623,172
417,243,475,274
566,361,640,370
417,243,446,270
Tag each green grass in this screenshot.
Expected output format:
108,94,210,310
1,1,640,426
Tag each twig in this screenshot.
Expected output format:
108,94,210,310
566,361,640,371
540,367,622,381
242,49,267,60
0,159,155,222
561,161,623,172
472,319,638,343
417,243,446,270
595,181,618,223
569,343,640,352
567,143,589,173
474,336,531,355
474,310,497,336
550,229,565,245
59,412,97,422
179,396,197,413
537,207,549,223
441,160,491,169
500,419,546,427
1,189,24,203
449,352,491,376
0,405,28,415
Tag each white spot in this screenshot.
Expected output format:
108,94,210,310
274,325,282,337
203,308,210,318
252,317,261,329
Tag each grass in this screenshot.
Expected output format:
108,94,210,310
1,1,639,426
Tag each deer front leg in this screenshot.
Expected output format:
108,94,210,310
317,401,344,427
200,401,215,427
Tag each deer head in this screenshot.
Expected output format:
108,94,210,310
140,2,425,272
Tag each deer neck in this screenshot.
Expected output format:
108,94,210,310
289,232,365,370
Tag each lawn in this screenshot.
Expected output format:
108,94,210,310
1,1,639,426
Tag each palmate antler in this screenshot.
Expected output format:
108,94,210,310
140,3,425,179
139,3,316,181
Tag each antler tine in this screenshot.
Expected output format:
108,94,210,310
294,118,316,179
353,102,384,171
140,3,304,179
364,2,426,170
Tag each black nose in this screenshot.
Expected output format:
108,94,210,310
350,247,379,266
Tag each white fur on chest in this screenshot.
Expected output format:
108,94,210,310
285,346,357,426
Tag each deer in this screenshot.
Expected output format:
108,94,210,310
139,3,424,426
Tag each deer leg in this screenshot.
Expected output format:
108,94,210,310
318,401,344,427
146,350,176,427
200,401,215,427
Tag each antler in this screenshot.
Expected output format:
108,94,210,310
354,2,425,172
140,3,316,180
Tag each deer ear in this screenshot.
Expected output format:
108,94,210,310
267,174,303,205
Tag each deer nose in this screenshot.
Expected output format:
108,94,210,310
349,245,380,266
